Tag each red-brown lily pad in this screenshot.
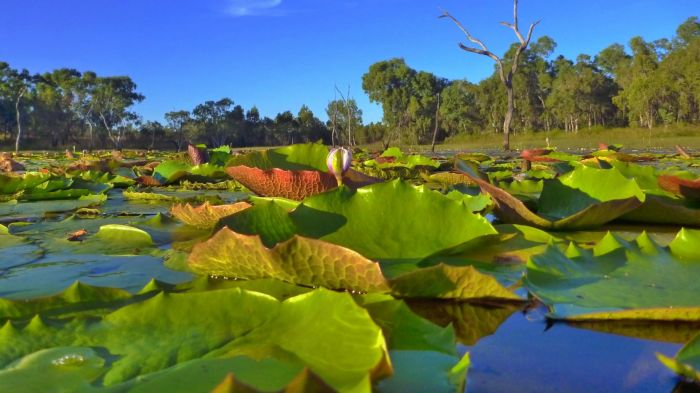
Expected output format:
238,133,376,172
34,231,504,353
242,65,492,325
658,175,700,200
226,165,338,200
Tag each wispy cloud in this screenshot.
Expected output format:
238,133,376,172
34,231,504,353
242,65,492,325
225,0,284,16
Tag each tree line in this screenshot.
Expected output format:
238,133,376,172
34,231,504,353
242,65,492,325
361,16,700,146
1,16,698,151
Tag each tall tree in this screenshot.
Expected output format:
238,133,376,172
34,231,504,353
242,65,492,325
92,76,144,149
0,64,33,152
441,0,540,150
362,58,415,145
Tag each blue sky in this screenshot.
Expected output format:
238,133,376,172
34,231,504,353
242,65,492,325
0,0,697,124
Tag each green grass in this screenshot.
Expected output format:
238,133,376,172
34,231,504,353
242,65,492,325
422,126,700,153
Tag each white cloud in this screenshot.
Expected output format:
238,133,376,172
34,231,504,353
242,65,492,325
225,0,284,16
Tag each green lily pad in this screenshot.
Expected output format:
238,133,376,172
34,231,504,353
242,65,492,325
657,333,700,382
0,287,389,391
456,160,645,230
291,180,497,262
227,143,329,172
0,194,107,219
0,172,50,195
525,231,700,320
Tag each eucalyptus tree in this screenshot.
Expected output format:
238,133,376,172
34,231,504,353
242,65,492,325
439,80,482,137
362,58,415,145
192,98,234,147
92,76,144,149
165,110,191,151
441,0,540,150
297,105,330,144
33,68,82,147
0,63,33,152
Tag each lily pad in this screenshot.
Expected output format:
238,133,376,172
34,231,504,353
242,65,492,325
226,165,337,200
456,160,645,229
188,228,390,293
291,180,497,262
170,201,251,229
0,287,389,391
227,143,329,172
657,333,700,382
525,231,700,320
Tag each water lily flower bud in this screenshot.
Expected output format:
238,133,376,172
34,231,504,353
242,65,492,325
327,147,352,185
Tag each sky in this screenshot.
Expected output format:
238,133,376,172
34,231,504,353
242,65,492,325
0,0,697,124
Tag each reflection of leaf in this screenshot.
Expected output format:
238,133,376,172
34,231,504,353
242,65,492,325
657,333,700,382
226,166,337,200
390,264,521,301
623,194,700,227
407,300,520,345
188,228,390,293
362,298,471,393
568,320,700,344
525,231,700,320
170,201,251,229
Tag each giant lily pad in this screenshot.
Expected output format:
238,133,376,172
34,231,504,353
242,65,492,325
525,231,700,320
291,179,497,262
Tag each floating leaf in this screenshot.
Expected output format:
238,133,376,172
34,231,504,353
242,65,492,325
0,281,133,320
226,165,337,200
170,201,251,229
525,231,700,320
0,172,49,195
188,228,390,293
658,175,700,200
0,287,389,391
657,333,700,382
227,143,329,172
456,160,645,229
291,180,497,262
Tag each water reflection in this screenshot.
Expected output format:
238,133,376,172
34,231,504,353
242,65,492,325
464,310,687,393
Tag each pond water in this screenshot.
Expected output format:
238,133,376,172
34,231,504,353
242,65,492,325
466,309,684,392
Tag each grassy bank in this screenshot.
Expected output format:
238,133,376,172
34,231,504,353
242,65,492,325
423,126,700,153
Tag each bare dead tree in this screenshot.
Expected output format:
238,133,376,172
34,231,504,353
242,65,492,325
335,85,355,146
440,0,540,150
14,86,27,153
